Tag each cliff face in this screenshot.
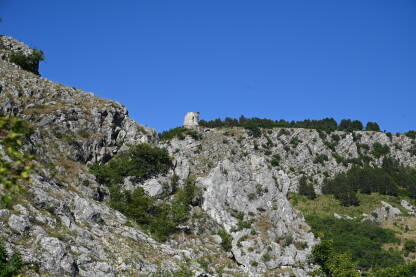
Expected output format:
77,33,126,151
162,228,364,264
1,36,416,277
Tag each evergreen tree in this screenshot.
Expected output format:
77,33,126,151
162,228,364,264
298,176,316,200
366,122,381,131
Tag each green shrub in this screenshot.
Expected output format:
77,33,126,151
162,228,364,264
0,117,34,207
366,122,381,131
270,153,281,167
218,230,232,252
314,154,329,165
244,122,261,138
371,262,416,277
405,131,416,140
298,176,316,200
372,143,390,158
159,127,201,141
404,240,416,253
0,242,23,277
307,215,402,270
289,137,302,147
91,143,172,185
107,175,197,242
408,145,416,157
9,49,44,75
283,234,293,246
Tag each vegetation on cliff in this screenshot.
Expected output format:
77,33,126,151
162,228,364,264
90,143,172,184
322,157,416,206
0,242,22,277
0,117,34,207
91,144,198,241
9,49,44,75
199,116,382,133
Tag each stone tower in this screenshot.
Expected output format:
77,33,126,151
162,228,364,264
183,112,199,128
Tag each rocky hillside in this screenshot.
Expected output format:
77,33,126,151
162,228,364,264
1,36,416,277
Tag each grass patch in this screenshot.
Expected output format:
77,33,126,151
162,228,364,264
290,192,406,219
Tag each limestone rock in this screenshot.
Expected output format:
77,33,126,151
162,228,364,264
401,200,415,215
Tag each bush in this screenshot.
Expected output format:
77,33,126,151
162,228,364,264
307,215,402,270
314,154,329,165
159,127,201,141
404,240,416,253
408,145,416,157
298,176,316,200
91,143,172,185
0,242,23,276
270,154,281,167
0,117,34,207
371,262,416,277
218,229,232,252
312,240,360,277
108,177,198,242
366,122,381,131
9,49,44,75
405,131,416,140
372,143,390,158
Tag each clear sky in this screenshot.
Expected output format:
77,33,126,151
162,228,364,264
1,1,415,132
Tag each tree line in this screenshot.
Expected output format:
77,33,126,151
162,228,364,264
322,157,416,206
199,116,381,133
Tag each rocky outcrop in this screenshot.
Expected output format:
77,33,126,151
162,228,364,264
0,47,156,165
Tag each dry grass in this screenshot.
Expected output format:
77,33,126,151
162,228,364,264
289,192,408,218
255,215,274,242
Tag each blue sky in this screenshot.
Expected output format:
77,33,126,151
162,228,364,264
1,1,415,132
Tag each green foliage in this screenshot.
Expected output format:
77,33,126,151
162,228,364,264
339,119,363,131
270,153,281,166
0,117,34,207
9,49,44,75
366,122,381,131
218,229,232,252
404,240,416,252
243,122,261,137
199,116,378,133
322,157,416,205
408,145,416,157
91,143,172,185
108,176,198,242
290,137,302,147
298,176,316,200
158,127,201,141
0,242,23,277
312,240,360,277
372,143,390,158
307,215,402,271
404,131,416,139
370,262,416,277
314,154,329,165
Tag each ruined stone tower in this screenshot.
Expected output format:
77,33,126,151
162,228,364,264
183,112,199,128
